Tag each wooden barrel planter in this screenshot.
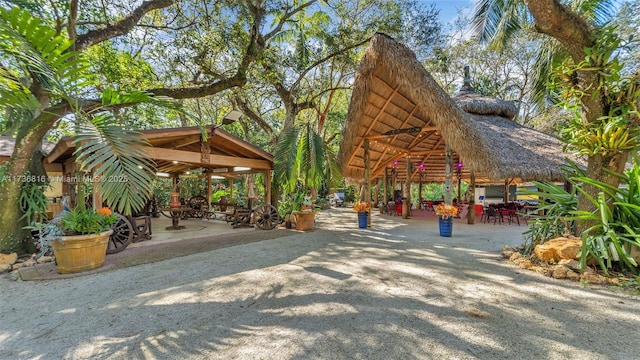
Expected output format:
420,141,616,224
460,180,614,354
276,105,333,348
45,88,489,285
51,230,113,274
294,211,315,231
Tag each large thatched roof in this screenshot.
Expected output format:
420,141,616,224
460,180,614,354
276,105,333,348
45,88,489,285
338,33,579,184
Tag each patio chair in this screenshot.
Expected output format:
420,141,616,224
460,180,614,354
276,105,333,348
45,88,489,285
128,215,152,241
387,201,397,216
484,206,502,225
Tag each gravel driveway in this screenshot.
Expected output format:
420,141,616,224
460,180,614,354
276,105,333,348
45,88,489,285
1,208,638,359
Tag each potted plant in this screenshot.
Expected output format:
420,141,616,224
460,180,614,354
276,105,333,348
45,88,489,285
35,206,116,274
435,203,458,237
274,124,341,231
353,202,371,229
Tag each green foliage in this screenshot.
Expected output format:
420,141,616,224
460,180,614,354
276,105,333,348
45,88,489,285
523,161,640,274
572,165,640,274
549,26,640,156
274,123,341,197
277,192,304,216
60,207,116,235
0,7,87,113
521,181,578,254
18,173,50,225
74,110,156,215
1,7,187,218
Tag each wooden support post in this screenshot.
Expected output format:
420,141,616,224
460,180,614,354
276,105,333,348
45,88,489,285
418,173,423,209
383,167,389,205
403,155,411,218
374,180,380,210
265,169,272,205
364,139,371,226
468,170,476,224
206,171,212,210
444,145,453,205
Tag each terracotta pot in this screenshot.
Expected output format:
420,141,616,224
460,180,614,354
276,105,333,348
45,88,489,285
51,229,113,274
169,191,181,209
294,211,315,231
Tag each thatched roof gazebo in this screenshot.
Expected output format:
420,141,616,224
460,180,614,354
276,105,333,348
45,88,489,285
338,33,576,185
337,33,580,220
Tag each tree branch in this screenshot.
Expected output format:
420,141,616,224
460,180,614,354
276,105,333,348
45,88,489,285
525,0,594,63
290,36,371,92
75,0,175,51
261,0,318,43
233,96,274,135
147,1,267,99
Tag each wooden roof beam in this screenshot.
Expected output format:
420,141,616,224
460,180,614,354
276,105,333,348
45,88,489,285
370,140,410,154
346,84,402,166
159,135,202,149
135,146,272,170
365,126,437,140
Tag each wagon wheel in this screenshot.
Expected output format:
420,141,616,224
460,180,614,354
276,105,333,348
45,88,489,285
188,195,208,218
253,204,280,230
107,213,134,254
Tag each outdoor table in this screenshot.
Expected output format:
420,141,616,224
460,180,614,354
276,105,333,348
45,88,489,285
161,207,192,230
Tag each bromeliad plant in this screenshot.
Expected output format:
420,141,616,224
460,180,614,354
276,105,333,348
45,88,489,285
435,203,458,219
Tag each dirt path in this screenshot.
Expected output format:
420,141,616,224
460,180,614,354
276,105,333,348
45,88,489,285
1,208,638,359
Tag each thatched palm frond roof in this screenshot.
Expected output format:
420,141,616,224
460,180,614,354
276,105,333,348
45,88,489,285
338,33,579,184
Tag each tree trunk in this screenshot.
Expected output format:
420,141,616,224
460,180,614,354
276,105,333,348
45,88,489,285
0,152,47,254
0,104,69,253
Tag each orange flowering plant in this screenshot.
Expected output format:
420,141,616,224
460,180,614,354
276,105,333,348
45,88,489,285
435,203,458,219
353,202,371,212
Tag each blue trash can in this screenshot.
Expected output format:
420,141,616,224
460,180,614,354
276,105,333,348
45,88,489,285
438,216,453,237
358,211,368,229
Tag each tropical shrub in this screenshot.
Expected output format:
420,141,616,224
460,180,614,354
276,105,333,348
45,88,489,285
522,161,640,274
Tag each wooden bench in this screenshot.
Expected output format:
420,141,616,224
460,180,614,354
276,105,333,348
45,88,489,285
225,207,252,228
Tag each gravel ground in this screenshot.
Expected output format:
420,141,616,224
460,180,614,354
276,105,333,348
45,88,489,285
1,208,638,360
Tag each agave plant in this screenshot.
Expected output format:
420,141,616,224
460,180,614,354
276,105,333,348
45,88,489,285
0,7,180,252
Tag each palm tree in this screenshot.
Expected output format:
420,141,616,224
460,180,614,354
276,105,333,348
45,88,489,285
274,122,341,210
471,0,640,234
0,8,178,253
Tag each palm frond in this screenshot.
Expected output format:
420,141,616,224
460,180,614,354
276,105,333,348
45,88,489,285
73,113,155,215
274,127,301,193
0,7,90,101
309,126,327,186
471,0,527,49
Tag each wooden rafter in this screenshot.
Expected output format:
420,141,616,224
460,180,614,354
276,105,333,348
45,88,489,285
365,126,437,140
346,84,401,166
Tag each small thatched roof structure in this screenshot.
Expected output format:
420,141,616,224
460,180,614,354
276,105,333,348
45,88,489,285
338,33,579,184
